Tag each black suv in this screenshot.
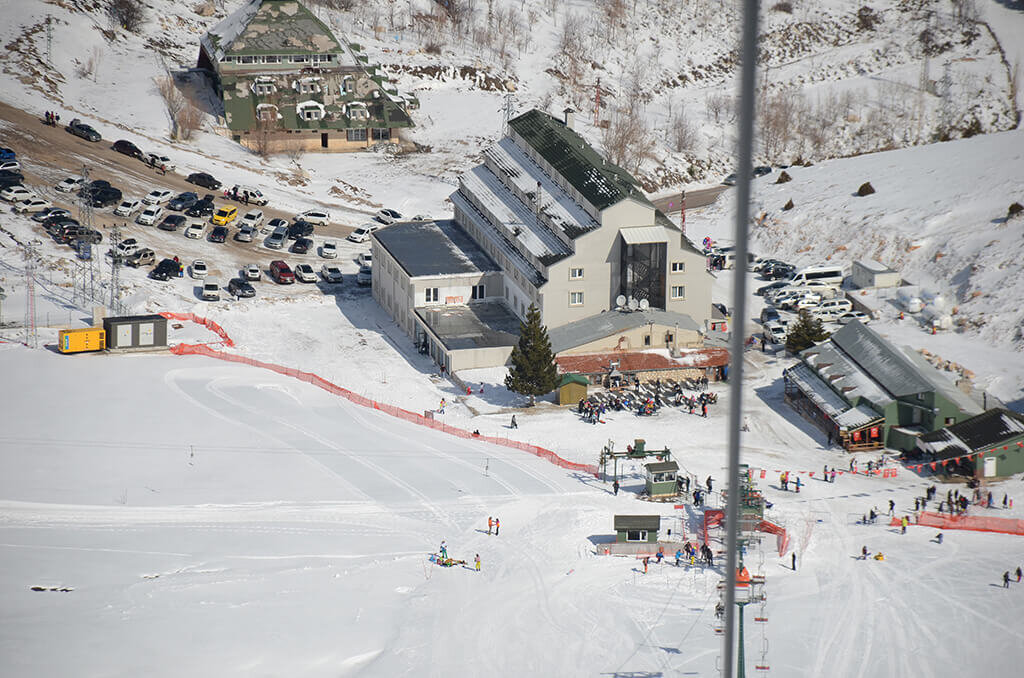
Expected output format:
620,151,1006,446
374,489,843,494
90,187,122,208
209,225,229,243
287,220,314,240
150,258,181,281
187,172,221,190
228,278,256,298
158,214,187,231
112,139,144,159
186,199,215,218
167,192,198,211
291,237,313,254
0,169,24,188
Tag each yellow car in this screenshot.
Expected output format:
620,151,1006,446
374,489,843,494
211,205,238,226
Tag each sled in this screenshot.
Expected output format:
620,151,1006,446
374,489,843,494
429,554,467,568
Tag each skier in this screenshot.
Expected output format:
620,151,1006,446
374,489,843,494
795,476,801,493
1017,566,1022,583
642,556,649,574
655,551,664,564
440,540,448,559
474,554,481,572
935,533,943,544
1004,494,1009,509
888,500,895,517
494,517,500,536
1003,571,1011,588
487,517,493,535
781,472,788,491
706,476,713,493
675,549,683,567
613,479,620,496
915,498,920,511
901,516,908,534
988,491,993,507
511,414,518,429
861,545,869,560
791,552,797,571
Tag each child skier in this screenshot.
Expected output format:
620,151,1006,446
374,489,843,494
474,554,481,572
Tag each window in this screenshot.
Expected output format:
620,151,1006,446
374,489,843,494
263,56,280,64
945,417,955,426
644,335,651,346
671,285,686,299
569,291,584,306
625,530,647,542
570,267,584,280
665,333,674,343
347,129,367,142
471,284,485,300
372,128,391,140
290,55,309,63
425,288,439,303
240,56,255,64
671,261,685,273
254,82,276,96
917,393,925,401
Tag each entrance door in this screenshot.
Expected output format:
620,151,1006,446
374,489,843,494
321,133,328,148
984,456,997,477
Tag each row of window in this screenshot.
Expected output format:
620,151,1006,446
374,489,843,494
567,262,685,281
567,286,685,307
254,78,359,97
226,54,336,65
424,284,487,303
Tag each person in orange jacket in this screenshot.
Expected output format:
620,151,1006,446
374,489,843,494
494,517,500,536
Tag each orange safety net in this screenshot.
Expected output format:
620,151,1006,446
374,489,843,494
893,511,1024,535
160,312,234,347
168,342,599,477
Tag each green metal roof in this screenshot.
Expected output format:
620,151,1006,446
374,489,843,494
508,109,652,212
558,374,589,388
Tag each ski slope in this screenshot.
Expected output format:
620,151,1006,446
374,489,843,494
2,343,1023,677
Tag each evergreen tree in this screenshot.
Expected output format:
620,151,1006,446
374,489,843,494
504,304,559,405
786,309,831,353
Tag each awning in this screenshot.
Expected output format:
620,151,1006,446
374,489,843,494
620,226,669,245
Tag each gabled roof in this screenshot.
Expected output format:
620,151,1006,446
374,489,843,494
922,408,1024,451
202,0,342,62
508,109,652,212
829,321,933,397
645,461,679,473
558,374,589,388
614,515,661,531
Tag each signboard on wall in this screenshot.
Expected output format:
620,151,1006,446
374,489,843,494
445,296,463,304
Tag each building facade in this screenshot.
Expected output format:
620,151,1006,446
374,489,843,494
198,0,414,153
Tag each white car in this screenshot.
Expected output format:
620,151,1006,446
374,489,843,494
235,224,255,242
13,197,52,213
411,214,431,222
357,251,373,268
763,321,789,344
32,207,71,222
0,160,20,172
142,188,173,205
356,265,372,286
294,263,317,283
1,185,36,202
347,223,379,243
55,177,84,193
136,205,163,226
113,198,142,216
837,311,871,325
113,238,139,258
201,281,220,301
295,209,330,225
794,295,822,312
240,209,264,230
145,154,175,172
375,208,402,224
243,264,261,281
184,222,205,239
191,260,208,279
320,264,343,283
320,239,337,258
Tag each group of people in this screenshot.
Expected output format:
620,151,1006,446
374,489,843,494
435,538,485,572
641,543,715,573
578,397,606,423
821,466,838,483
1002,566,1023,588
779,471,801,492
43,111,60,126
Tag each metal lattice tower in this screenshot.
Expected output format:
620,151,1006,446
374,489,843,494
109,222,123,313
939,61,953,136
503,93,515,132
75,165,99,303
46,16,53,67
24,243,38,348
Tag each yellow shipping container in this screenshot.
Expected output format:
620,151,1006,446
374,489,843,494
58,327,106,354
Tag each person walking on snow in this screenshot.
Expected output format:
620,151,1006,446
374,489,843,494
987,491,993,507
1016,566,1022,583
494,517,500,536
675,549,683,567
440,541,448,559
706,476,713,493
511,414,517,429
474,554,481,572
795,476,801,493
642,557,649,574
888,500,895,517
1004,494,1009,508
791,552,797,571
861,546,869,560
613,479,620,496
901,516,909,534
1004,571,1011,588
487,517,493,535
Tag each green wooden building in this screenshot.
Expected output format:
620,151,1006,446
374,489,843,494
613,515,660,544
917,408,1024,479
644,460,679,498
783,321,985,452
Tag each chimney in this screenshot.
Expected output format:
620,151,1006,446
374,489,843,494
563,107,575,130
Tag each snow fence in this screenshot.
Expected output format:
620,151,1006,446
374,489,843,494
168,342,599,477
894,511,1024,536
702,509,790,556
159,312,234,347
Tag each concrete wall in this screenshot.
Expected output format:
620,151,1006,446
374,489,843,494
235,128,396,154
372,240,415,335
449,345,514,372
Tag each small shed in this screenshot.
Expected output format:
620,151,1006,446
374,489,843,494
645,460,680,498
613,515,660,544
852,259,900,289
102,314,168,350
557,373,589,405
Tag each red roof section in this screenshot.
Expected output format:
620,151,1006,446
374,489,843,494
556,348,729,375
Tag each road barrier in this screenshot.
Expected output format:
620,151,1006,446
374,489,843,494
893,511,1024,536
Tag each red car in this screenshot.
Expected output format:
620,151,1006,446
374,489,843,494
269,259,294,284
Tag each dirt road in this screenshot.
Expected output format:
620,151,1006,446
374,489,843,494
650,185,728,214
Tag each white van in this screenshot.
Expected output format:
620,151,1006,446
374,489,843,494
240,209,264,230
789,264,845,287
814,298,853,320
230,185,268,206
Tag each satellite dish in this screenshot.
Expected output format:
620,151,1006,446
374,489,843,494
639,298,650,310
628,297,639,311
615,294,626,308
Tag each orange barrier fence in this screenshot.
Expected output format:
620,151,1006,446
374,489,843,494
756,519,790,556
169,342,599,477
893,511,1024,536
160,312,234,347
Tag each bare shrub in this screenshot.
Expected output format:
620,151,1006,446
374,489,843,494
602,106,655,175
705,92,730,124
1008,202,1023,219
252,117,274,158
772,2,793,13
669,109,699,153
108,0,146,33
759,87,803,158
175,105,203,141
155,74,186,139
782,198,794,210
776,171,792,184
424,42,442,55
856,6,881,32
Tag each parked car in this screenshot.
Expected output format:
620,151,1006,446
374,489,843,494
145,153,175,173
143,188,173,205
411,214,431,222
266,217,288,233
347,223,379,243
80,179,111,199
243,263,261,281
124,248,155,268
837,311,870,325
55,176,84,193
240,209,264,230
752,165,773,177
269,259,295,284
0,147,15,161
113,139,144,159
32,207,71,222
375,208,401,224
167,192,199,211
158,214,186,232
320,240,338,258
812,299,853,320
294,263,317,283
760,307,781,325
356,265,372,286
67,227,102,245
201,281,220,301
211,206,237,226
291,237,313,254
228,278,256,298
43,217,77,235
1,185,35,202
186,172,221,190
722,173,738,186
113,198,142,216
0,170,24,189
137,205,163,226
191,260,208,279
209,225,229,243
265,226,287,250
235,224,255,242
296,209,330,225
65,118,101,142
764,321,789,344
150,258,181,280
184,221,205,239
794,295,822,311
113,238,139,258
91,187,122,208
320,264,343,284
757,280,792,296
765,266,796,281
186,198,215,218
13,197,52,213
228,185,268,205
287,221,314,240
357,251,373,268
0,160,20,172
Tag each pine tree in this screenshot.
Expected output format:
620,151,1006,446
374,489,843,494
785,309,831,353
504,303,559,405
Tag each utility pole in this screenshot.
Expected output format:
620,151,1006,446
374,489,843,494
46,15,53,67
24,243,38,348
109,222,123,313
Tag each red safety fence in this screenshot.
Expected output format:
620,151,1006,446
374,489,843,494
892,511,1024,536
160,312,234,347
750,466,899,479
700,509,789,555
169,342,598,477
